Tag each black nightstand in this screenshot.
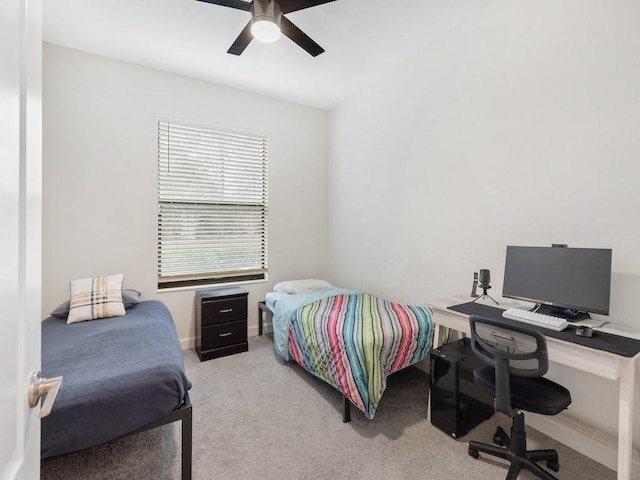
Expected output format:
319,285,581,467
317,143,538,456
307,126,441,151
195,287,248,361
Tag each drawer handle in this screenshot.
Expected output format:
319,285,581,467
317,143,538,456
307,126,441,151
220,308,233,313
219,332,233,337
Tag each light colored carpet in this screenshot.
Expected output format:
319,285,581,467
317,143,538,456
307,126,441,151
41,335,615,480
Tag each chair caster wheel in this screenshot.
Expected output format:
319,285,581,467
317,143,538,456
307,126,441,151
547,459,560,472
493,433,504,446
468,447,479,459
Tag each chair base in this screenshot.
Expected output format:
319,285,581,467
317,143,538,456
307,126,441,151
468,413,560,480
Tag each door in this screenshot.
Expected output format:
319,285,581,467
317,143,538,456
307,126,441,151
1,0,43,479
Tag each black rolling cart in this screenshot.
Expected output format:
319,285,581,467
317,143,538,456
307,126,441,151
430,338,494,438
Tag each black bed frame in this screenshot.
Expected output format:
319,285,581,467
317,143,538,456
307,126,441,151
342,395,352,423
259,301,353,423
43,393,193,480
128,393,193,480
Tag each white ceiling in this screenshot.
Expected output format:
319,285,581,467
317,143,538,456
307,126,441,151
43,0,492,110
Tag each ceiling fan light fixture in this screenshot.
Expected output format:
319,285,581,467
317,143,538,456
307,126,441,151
251,19,281,42
250,0,282,43
199,0,331,56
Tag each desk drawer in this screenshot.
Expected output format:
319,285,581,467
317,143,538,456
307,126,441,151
202,320,247,348
201,297,247,325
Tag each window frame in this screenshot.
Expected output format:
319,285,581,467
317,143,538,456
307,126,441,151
157,117,269,290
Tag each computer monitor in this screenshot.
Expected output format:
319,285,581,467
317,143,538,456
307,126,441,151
502,245,612,320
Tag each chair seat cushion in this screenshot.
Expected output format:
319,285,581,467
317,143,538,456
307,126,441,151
474,365,572,415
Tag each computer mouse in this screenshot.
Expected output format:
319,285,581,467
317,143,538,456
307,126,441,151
574,326,594,338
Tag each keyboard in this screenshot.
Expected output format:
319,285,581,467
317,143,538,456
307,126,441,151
502,307,568,331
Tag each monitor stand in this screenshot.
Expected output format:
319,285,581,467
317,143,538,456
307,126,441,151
535,304,590,322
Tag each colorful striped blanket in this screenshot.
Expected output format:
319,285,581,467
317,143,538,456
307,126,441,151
279,291,434,419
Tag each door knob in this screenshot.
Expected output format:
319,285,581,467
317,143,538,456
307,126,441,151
28,371,63,418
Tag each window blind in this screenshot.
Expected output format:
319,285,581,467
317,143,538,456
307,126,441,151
158,119,268,288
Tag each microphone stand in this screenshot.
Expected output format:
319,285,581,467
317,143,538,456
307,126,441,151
472,284,499,305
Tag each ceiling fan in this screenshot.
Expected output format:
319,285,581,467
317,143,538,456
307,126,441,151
196,0,335,57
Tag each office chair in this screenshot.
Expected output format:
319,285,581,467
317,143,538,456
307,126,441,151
467,315,572,480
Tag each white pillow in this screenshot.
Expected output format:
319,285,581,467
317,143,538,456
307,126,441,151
67,274,126,324
273,279,334,294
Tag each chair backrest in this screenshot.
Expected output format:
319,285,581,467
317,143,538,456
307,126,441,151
469,315,549,416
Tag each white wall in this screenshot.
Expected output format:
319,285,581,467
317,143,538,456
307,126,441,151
326,0,640,469
42,43,329,344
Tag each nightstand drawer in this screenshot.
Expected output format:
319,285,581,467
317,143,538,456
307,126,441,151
201,297,247,325
202,320,247,348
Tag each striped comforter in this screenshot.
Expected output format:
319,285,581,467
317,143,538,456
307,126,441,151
284,292,434,419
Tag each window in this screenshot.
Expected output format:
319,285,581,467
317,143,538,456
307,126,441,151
158,119,268,289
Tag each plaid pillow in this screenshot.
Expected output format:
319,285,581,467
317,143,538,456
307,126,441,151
50,289,141,319
67,274,126,324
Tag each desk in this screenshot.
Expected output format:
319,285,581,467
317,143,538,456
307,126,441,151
427,295,640,480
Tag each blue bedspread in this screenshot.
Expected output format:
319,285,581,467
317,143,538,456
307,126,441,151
41,300,191,458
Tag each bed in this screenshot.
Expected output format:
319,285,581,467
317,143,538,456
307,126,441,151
41,299,192,479
262,281,434,421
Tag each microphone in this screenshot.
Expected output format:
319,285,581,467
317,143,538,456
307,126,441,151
478,269,491,289
472,269,498,305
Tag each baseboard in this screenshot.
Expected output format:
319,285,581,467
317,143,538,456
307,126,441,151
248,323,262,338
180,336,194,351
527,412,640,475
251,322,272,337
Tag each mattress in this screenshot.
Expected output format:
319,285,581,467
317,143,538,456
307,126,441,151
41,300,191,458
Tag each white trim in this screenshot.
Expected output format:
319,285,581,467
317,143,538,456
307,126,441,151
157,276,268,294
179,336,195,351
527,412,640,476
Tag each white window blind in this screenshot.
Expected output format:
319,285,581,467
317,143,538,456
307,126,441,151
158,119,268,288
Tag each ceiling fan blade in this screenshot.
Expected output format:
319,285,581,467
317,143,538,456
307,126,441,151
227,22,253,55
195,0,251,11
277,0,335,14
280,16,324,56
